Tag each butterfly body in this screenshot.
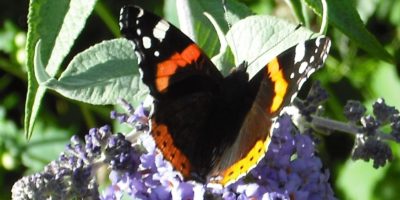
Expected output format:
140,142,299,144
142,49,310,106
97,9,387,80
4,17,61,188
119,5,330,185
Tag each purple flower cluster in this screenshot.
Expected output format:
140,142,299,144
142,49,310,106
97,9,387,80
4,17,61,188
12,99,336,199
295,83,399,171
103,101,336,199
294,81,329,120
12,124,140,199
343,98,399,168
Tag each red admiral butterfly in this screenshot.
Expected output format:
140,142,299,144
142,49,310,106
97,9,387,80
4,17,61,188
119,5,330,186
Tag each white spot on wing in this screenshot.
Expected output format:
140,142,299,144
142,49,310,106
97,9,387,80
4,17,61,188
327,40,332,51
322,53,328,62
306,68,316,78
298,62,308,74
137,8,144,18
137,29,141,35
309,56,315,63
153,20,170,42
298,78,306,90
294,43,305,63
154,51,160,57
290,72,295,79
316,36,322,46
142,36,152,49
290,92,298,102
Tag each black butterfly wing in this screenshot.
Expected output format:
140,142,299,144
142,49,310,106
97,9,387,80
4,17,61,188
120,6,223,97
120,6,224,179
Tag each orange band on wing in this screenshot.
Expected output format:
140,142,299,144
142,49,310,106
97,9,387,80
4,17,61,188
266,57,288,113
151,120,191,177
155,44,202,92
219,137,271,186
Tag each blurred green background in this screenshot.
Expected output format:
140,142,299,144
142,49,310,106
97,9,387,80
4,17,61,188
1,0,399,199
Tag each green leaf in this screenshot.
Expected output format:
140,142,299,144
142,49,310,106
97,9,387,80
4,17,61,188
287,0,308,26
94,2,120,37
337,160,388,200
370,62,400,109
304,0,393,62
0,107,24,156
205,12,235,76
21,122,71,172
389,1,400,26
0,21,18,53
163,0,179,25
35,39,148,106
372,145,400,200
25,0,97,139
175,0,251,57
224,15,319,79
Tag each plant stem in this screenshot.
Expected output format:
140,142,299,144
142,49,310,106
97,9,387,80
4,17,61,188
310,114,396,141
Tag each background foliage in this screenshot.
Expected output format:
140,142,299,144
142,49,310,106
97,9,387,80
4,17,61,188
0,0,399,199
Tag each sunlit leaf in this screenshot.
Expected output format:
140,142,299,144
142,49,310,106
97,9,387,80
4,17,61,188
25,0,97,139
224,15,319,78
35,39,148,106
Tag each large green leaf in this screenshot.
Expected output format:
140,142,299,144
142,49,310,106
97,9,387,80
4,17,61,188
25,0,97,139
35,39,148,106
224,15,319,79
305,0,393,62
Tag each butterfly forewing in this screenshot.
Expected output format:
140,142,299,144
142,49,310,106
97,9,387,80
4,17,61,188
120,6,223,97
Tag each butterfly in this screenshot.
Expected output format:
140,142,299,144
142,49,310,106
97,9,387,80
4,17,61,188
119,5,330,186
